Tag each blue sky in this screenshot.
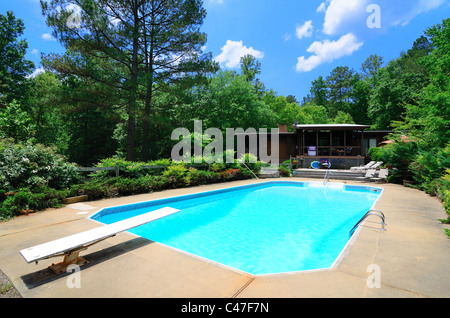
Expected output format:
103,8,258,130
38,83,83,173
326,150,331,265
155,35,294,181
2,0,450,101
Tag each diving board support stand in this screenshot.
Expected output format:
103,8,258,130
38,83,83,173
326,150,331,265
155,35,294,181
49,247,89,275
20,207,180,275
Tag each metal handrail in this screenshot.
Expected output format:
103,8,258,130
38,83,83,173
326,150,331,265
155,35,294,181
240,162,259,179
323,169,332,185
349,209,387,236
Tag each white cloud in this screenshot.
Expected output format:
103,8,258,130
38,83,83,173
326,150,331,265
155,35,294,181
296,20,314,39
417,0,445,11
398,0,445,26
283,32,292,41
322,0,368,35
26,67,45,79
214,40,264,69
316,2,327,13
296,33,363,72
31,49,39,55
42,33,56,41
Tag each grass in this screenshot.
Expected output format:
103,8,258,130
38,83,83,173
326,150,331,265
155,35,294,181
0,270,21,298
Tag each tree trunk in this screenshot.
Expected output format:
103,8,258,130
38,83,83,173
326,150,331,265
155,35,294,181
126,0,140,162
141,3,155,162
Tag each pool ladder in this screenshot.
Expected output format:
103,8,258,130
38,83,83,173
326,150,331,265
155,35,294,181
349,209,387,236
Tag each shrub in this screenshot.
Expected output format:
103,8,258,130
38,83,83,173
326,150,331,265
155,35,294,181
0,139,81,191
368,147,384,162
219,168,241,181
279,165,291,177
71,179,111,201
162,164,188,188
437,169,450,215
0,187,68,220
0,153,266,220
112,176,154,196
210,163,226,172
238,153,264,175
92,158,171,178
370,140,418,183
410,145,450,194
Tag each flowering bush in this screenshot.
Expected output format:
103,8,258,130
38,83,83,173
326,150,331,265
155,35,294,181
0,139,81,191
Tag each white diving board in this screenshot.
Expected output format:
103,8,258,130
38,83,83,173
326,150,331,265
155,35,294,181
20,207,180,274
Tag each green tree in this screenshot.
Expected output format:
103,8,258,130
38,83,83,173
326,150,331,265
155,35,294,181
301,104,329,124
139,0,217,161
25,71,70,151
240,54,264,97
332,111,355,124
368,42,431,130
349,73,371,124
285,95,298,104
394,18,449,147
0,11,35,104
361,54,384,82
0,100,35,142
193,70,273,131
376,19,449,193
41,0,143,161
309,76,328,107
325,66,355,117
41,0,215,162
278,102,309,129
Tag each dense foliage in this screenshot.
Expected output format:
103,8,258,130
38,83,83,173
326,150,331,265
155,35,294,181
0,149,262,219
0,139,81,191
0,6,448,226
367,19,450,222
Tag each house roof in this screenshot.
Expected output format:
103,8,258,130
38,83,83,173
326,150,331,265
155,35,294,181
294,124,370,131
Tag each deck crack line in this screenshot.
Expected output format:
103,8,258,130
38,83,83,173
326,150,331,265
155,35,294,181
336,268,434,298
0,218,83,238
231,277,255,298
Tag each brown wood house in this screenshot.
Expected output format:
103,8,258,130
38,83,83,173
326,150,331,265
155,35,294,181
238,124,392,169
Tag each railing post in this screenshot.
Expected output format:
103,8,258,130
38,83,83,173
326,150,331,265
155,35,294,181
115,162,120,177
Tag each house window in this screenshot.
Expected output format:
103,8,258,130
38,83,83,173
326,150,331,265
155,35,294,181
364,138,378,155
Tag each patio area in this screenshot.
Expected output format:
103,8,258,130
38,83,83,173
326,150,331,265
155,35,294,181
0,178,449,298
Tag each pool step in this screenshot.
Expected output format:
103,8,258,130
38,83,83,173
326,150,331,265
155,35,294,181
292,169,366,180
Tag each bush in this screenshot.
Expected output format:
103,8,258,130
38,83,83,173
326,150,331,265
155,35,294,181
70,179,111,201
0,153,263,220
0,139,81,191
279,165,291,177
162,164,188,188
112,176,154,196
437,169,450,215
92,157,171,178
219,168,244,181
370,140,418,183
0,187,68,220
238,153,263,172
410,145,450,194
368,147,384,162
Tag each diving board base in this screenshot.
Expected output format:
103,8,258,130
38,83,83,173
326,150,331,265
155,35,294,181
49,252,89,275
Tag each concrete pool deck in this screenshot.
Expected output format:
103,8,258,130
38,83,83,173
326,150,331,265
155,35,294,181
0,178,449,298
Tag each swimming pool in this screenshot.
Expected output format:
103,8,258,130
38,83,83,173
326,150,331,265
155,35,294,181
91,181,382,275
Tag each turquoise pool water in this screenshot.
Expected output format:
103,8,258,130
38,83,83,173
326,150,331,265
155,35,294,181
91,181,382,275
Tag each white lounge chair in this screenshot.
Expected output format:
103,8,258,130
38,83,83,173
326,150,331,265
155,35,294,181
355,169,376,182
20,207,180,274
350,161,375,171
371,161,384,169
370,169,389,183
